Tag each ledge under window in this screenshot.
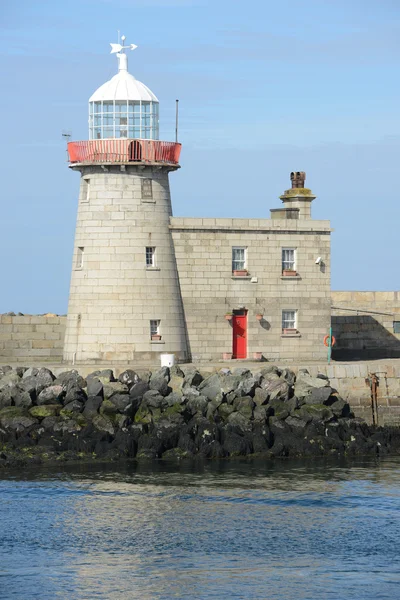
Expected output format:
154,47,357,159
281,332,302,338
281,274,301,280
150,340,165,344
231,275,252,280
146,267,161,271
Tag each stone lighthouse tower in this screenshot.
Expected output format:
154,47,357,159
63,38,188,363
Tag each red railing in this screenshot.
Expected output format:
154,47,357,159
67,139,181,165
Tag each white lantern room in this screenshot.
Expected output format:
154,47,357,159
88,39,159,141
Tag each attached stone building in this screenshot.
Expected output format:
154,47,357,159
63,41,332,364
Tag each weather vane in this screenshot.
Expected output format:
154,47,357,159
110,34,137,55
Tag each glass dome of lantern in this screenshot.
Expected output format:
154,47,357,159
88,36,159,141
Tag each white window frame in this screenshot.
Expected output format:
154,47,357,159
150,319,160,338
282,248,296,272
76,247,84,270
146,246,156,268
282,310,297,331
232,247,247,272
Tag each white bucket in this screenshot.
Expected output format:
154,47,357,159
160,353,175,367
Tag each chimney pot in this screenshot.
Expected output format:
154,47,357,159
290,171,306,188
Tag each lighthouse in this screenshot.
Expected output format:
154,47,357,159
63,38,188,363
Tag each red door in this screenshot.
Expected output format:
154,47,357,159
232,314,247,359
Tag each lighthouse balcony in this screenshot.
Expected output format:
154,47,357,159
67,139,181,166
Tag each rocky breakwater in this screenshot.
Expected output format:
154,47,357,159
0,365,399,466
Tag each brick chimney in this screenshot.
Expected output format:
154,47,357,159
290,171,306,189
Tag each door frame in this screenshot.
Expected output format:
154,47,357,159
232,309,247,359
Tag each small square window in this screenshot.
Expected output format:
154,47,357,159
141,178,153,199
232,247,247,272
76,247,84,270
282,310,296,331
150,320,161,339
146,247,155,267
282,248,296,273
394,321,400,334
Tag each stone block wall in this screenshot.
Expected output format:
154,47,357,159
171,217,331,362
332,291,400,360
0,315,66,362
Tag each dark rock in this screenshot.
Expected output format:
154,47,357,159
296,404,334,423
186,395,208,416
329,398,352,418
118,369,141,388
15,367,28,378
0,387,12,409
129,381,150,400
37,385,64,405
233,396,254,419
83,396,103,418
254,387,270,406
22,367,38,379
226,411,251,433
0,365,13,376
236,376,258,397
20,376,37,397
0,372,20,390
143,389,166,409
294,373,329,399
54,370,86,389
183,370,203,388
261,378,290,402
35,368,56,393
99,399,118,416
41,416,60,430
149,373,170,397
87,378,104,399
222,431,252,456
12,387,33,409
280,368,296,385
304,386,333,405
63,381,87,405
62,400,84,414
218,403,235,420
92,414,114,435
286,415,308,429
103,381,129,398
109,394,132,413
98,369,116,382
137,433,163,459
1,415,38,432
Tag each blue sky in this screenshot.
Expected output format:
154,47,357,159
0,0,399,314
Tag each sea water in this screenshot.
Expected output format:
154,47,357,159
1,457,399,599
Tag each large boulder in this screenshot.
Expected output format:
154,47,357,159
118,370,140,389
54,370,86,389
183,370,203,389
12,387,33,409
304,386,334,405
20,376,37,397
37,385,64,405
87,377,104,399
186,395,208,416
109,394,132,413
103,381,129,399
294,373,329,400
149,372,170,396
129,381,150,400
0,387,13,409
92,414,114,435
35,368,56,394
0,372,20,391
83,396,103,418
22,367,38,379
143,389,166,409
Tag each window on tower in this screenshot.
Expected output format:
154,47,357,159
146,247,156,267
